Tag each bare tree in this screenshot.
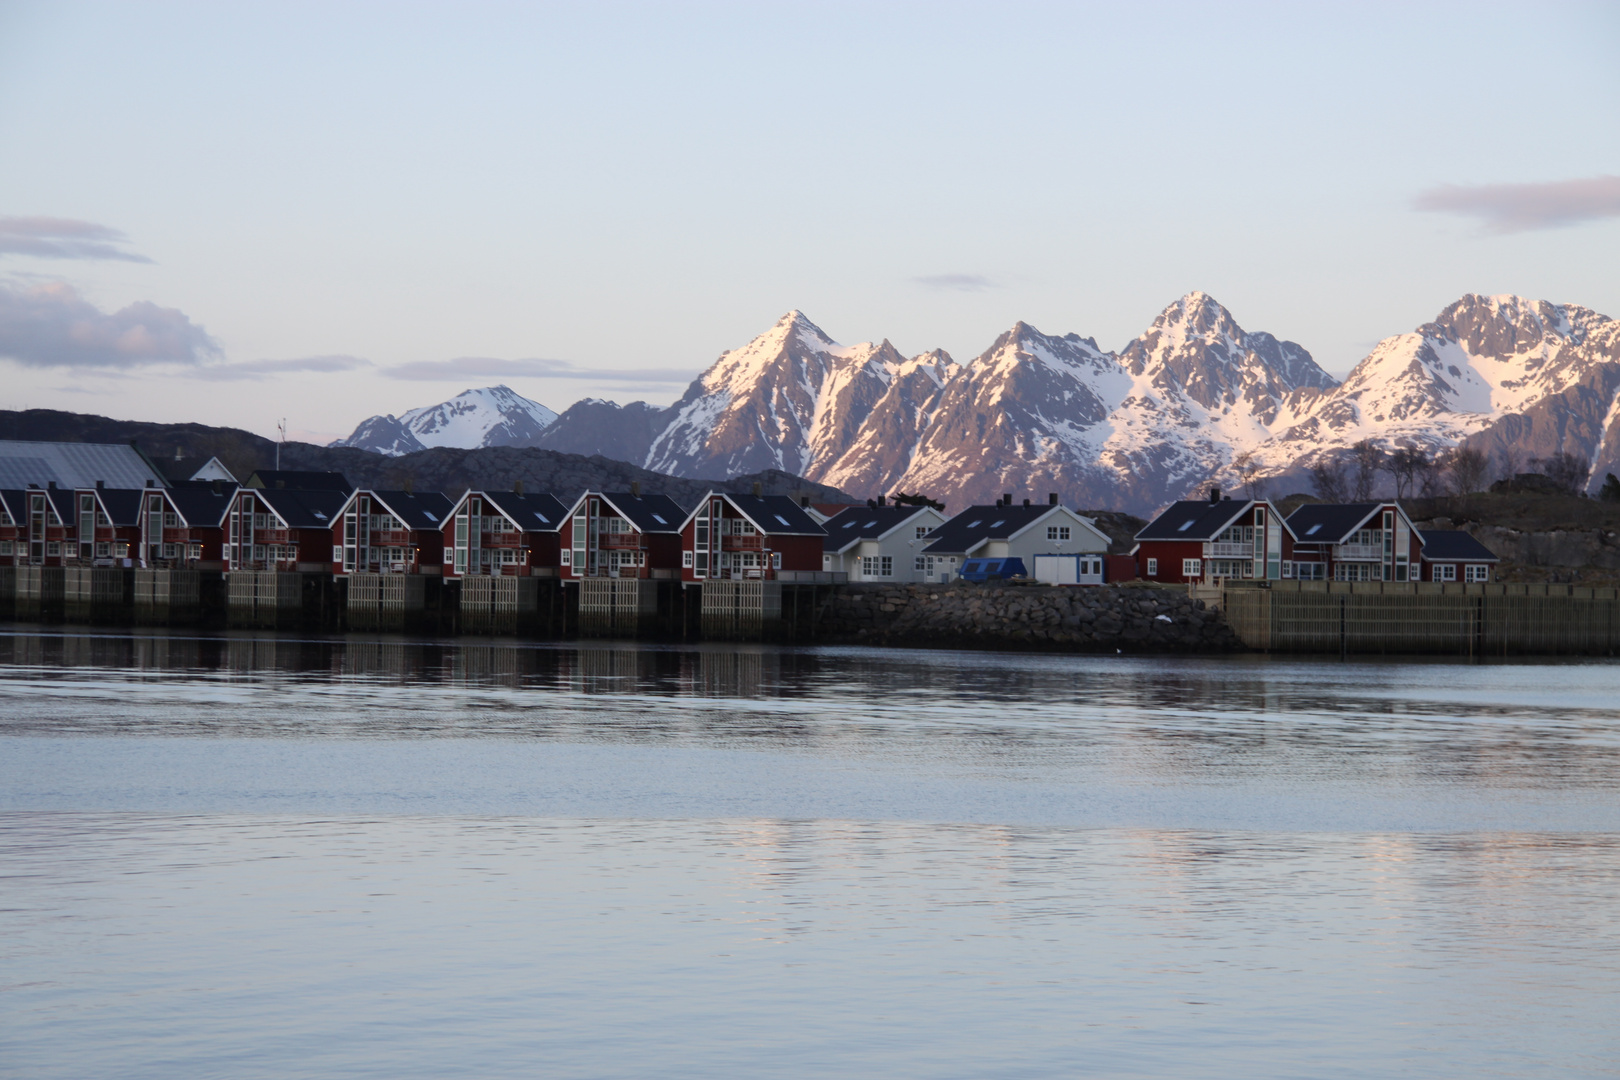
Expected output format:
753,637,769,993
1531,451,1592,495
1350,440,1383,501
1495,446,1523,484
1232,451,1267,500
1445,446,1489,495
1383,446,1430,500
1307,454,1349,503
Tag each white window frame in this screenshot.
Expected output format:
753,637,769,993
1047,525,1071,541
1146,557,1158,576
1183,558,1201,578
1464,564,1489,583
1433,563,1456,582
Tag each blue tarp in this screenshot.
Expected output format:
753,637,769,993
957,557,1028,582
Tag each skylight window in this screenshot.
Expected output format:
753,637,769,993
535,512,550,523
844,521,857,529
1177,519,1196,532
651,513,667,524
774,514,791,526
991,520,1004,529
865,520,877,528
313,511,327,521
1306,524,1321,535
423,512,437,522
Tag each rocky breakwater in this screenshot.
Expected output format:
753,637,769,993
819,582,1240,652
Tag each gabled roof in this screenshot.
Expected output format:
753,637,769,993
166,484,238,528
247,487,347,529
1136,499,1258,542
922,503,1099,554
93,488,145,526
1286,502,1393,544
1418,530,1499,562
0,490,23,524
0,440,168,490
46,487,75,522
820,504,938,553
246,470,351,492
597,492,687,533
343,490,453,530
475,490,568,532
681,492,825,536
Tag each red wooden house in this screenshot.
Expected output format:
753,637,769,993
440,490,567,577
1284,502,1425,582
138,482,237,568
331,489,453,575
678,491,826,582
1133,492,1295,584
559,490,686,579
0,491,20,566
224,486,349,572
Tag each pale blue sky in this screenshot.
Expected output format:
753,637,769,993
1,1,1617,442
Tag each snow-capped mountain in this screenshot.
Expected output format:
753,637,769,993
333,386,558,456
328,295,1620,512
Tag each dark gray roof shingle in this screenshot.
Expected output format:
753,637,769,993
1418,530,1498,561
820,505,936,552
1135,500,1255,542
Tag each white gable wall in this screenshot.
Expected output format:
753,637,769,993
822,507,946,582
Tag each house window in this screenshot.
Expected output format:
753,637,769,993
162,543,177,559
915,526,930,539
1465,564,1489,583
47,542,60,557
1183,559,1201,578
861,555,877,577
1281,561,1294,579
0,541,10,556
914,555,926,571
1433,563,1456,582
1047,525,1071,541
560,549,572,565
1334,563,1377,582
1295,562,1325,580
682,550,693,567
442,548,454,563
1146,557,1158,576
95,542,110,558
771,552,782,569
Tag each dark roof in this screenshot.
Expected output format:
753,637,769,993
0,490,22,522
167,485,237,528
599,492,687,533
95,488,145,526
1136,499,1255,542
1286,503,1384,544
921,504,1059,554
0,440,167,489
479,491,568,532
365,490,454,530
1418,530,1499,562
246,470,351,492
820,505,935,552
250,487,348,529
722,493,825,535
46,487,75,522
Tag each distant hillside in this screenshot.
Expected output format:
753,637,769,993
0,409,853,509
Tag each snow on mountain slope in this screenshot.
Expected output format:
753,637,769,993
332,385,557,456
1252,295,1620,490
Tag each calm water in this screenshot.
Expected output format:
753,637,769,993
2,629,1618,1078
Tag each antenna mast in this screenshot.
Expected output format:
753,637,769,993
276,418,287,471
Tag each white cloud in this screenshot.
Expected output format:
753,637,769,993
0,281,219,368
912,273,998,292
383,355,694,384
0,216,154,262
1413,176,1620,233
183,354,373,381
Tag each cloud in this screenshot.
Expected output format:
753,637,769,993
383,356,696,384
184,354,373,381
0,216,154,262
0,280,220,368
912,273,998,292
1413,175,1620,233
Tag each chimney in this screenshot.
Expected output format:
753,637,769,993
1209,486,1221,503
1022,498,1030,507
515,479,525,495
1003,492,1013,505
212,480,223,495
867,498,877,509
877,494,886,507
1048,492,1058,506
404,477,414,494
799,495,809,508
48,480,56,490
96,479,105,490
173,447,182,461
752,481,763,497
630,480,640,497
143,479,152,488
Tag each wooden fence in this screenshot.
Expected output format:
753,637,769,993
1222,580,1620,655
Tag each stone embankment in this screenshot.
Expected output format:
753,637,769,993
819,582,1239,652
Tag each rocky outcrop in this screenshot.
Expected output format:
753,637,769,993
819,582,1239,652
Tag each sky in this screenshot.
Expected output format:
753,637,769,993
1,0,1617,444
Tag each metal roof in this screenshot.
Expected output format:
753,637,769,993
820,504,937,553
1135,499,1257,542
246,470,352,492
1418,530,1499,562
1286,503,1386,544
477,490,568,532
921,504,1071,554
0,440,166,490
247,487,348,529
349,490,454,530
94,488,145,526
597,492,688,534
166,484,238,528
682,492,825,536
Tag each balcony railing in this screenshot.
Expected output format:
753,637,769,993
1207,542,1255,558
598,535,645,549
1334,542,1384,560
253,529,291,544
370,529,412,545
479,532,522,547
723,535,763,550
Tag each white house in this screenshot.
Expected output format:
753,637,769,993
819,503,948,582
921,499,1111,582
